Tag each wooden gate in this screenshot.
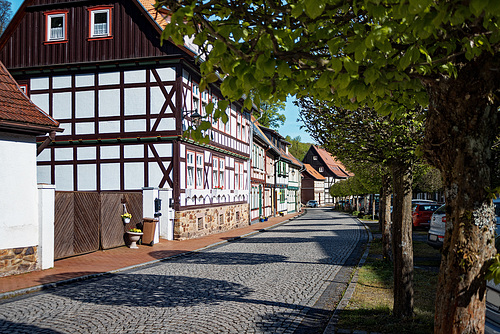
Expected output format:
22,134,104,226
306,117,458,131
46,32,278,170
54,191,143,259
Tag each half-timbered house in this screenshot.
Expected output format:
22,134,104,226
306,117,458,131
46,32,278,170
284,151,303,214
250,116,281,222
259,125,292,216
302,145,352,205
0,0,251,242
301,163,325,206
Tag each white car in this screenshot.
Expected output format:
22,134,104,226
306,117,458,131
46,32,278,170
427,204,446,249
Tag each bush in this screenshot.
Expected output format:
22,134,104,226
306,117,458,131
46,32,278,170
352,210,360,216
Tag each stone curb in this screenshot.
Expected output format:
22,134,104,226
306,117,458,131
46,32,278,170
0,210,307,300
322,216,374,334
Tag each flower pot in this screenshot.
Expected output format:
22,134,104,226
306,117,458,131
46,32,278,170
126,231,143,249
123,217,131,224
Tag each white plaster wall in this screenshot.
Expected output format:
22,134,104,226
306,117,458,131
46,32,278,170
38,184,55,269
0,133,39,249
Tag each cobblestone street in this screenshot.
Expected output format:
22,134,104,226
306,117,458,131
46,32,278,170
0,209,366,334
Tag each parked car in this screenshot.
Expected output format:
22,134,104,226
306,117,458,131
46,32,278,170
412,199,438,205
485,198,500,333
427,204,446,249
306,200,318,208
412,203,441,228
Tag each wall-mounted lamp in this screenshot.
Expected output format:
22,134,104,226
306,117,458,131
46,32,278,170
183,110,203,127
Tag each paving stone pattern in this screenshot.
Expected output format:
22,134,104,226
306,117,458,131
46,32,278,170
0,209,363,334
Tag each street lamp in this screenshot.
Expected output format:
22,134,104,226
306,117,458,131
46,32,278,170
183,109,203,127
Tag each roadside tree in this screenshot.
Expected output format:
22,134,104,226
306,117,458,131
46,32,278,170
158,1,500,331
298,97,423,310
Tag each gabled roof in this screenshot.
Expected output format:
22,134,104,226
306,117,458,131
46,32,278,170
137,0,167,27
0,61,60,135
284,150,303,169
312,145,353,178
136,0,198,57
251,115,280,157
302,164,325,180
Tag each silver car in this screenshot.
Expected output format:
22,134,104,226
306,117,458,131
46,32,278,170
485,198,500,333
427,204,446,249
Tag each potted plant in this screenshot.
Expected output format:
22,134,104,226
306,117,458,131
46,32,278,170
126,228,143,249
121,212,132,224
259,216,265,222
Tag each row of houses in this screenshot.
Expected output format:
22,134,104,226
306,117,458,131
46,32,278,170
0,0,351,277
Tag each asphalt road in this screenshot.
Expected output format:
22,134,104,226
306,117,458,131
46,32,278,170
0,208,367,334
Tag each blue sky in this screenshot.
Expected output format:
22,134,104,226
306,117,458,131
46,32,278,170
7,0,314,144
280,96,315,143
10,0,22,14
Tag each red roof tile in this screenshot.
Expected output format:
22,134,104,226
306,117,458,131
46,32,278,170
313,145,352,178
285,151,303,168
303,164,325,180
137,0,169,28
0,61,60,134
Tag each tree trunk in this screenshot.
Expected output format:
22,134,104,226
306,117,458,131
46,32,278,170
379,173,392,261
423,55,500,333
372,194,376,220
391,162,414,318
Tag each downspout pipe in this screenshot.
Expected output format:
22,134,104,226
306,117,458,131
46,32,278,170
37,130,57,156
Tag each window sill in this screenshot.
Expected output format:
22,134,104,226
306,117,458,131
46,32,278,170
88,36,113,41
44,40,68,45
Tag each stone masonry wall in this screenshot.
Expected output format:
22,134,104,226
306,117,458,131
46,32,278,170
0,246,39,278
174,203,250,240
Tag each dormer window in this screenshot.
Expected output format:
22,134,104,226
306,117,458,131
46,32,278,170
89,7,112,39
44,11,68,43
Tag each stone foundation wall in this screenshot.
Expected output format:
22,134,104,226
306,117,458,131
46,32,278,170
175,203,250,240
0,246,39,278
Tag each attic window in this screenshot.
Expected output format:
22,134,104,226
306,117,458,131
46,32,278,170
18,84,27,95
319,167,324,172
44,11,68,43
313,156,318,160
89,7,112,39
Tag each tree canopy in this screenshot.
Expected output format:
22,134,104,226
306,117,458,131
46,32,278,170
284,135,310,161
158,0,500,331
0,1,11,36
254,100,286,129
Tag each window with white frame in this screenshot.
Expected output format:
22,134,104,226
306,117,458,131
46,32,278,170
226,107,231,133
240,163,244,190
259,148,266,170
89,8,111,38
235,162,240,190
313,156,318,160
45,11,67,42
196,153,204,189
186,151,195,189
193,83,200,113
319,167,324,172
213,157,219,188
219,158,225,189
251,186,259,209
236,114,241,139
